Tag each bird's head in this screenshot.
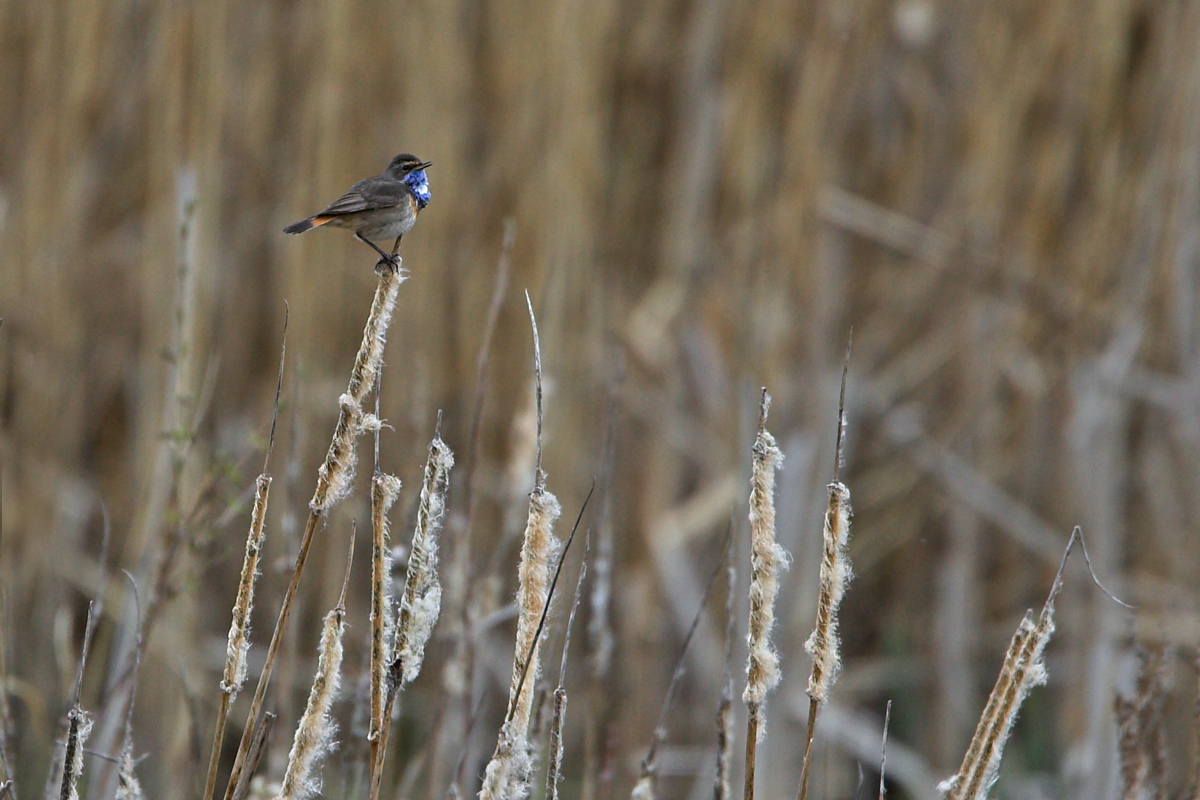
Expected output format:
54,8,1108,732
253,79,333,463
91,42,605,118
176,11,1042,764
388,153,432,209
387,153,432,179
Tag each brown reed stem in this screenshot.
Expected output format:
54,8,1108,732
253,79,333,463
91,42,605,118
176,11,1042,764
223,263,403,800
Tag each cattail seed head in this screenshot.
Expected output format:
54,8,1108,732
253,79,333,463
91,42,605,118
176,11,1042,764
276,605,347,800
804,480,852,704
369,472,402,741
310,268,404,514
223,474,271,694
63,708,93,800
743,392,789,717
479,486,562,800
393,434,454,687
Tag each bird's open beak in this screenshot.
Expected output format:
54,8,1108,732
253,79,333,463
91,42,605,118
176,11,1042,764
418,161,433,170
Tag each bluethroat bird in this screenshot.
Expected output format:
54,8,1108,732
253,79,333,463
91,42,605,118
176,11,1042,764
284,153,432,268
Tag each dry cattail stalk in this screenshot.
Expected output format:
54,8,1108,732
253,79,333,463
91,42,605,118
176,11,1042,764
310,266,405,515
370,426,454,799
797,346,854,800
546,537,588,800
744,390,787,800
205,314,287,800
275,535,354,800
939,528,1080,800
224,265,403,800
478,293,563,800
368,471,402,744
478,487,562,800
393,428,455,687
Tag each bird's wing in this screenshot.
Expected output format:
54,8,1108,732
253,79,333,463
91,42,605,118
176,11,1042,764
315,177,404,217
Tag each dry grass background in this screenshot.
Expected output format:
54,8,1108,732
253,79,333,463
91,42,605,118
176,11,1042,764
3,0,1200,798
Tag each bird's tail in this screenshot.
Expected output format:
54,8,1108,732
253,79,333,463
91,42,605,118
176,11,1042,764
283,216,333,234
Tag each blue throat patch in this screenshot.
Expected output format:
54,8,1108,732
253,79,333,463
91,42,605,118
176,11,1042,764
405,169,431,209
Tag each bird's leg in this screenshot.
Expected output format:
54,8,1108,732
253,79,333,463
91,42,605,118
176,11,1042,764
356,233,400,272
391,235,402,256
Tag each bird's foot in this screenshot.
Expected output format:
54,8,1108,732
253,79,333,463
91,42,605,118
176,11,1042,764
375,253,402,276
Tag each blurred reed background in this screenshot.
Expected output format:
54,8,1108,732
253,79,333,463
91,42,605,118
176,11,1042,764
3,0,1200,798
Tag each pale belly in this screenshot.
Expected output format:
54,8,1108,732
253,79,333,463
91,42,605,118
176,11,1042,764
327,201,418,242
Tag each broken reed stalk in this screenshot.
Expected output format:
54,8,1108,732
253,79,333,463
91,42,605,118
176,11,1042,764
743,390,787,800
477,291,562,800
59,602,99,800
714,529,737,800
274,534,354,800
370,423,455,800
223,263,404,800
939,527,1080,800
546,536,589,800
638,531,731,800
797,345,853,800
